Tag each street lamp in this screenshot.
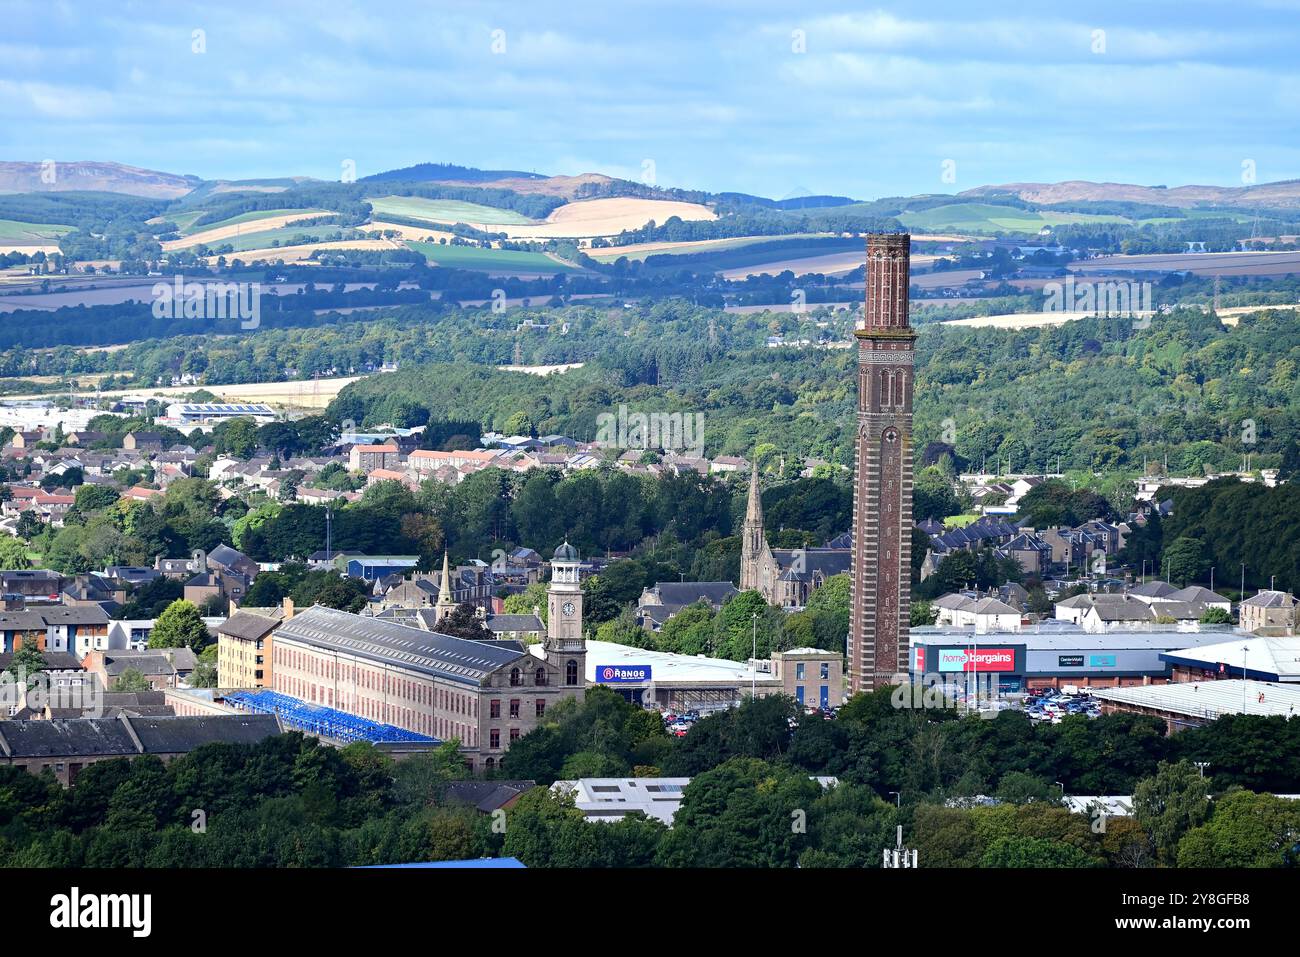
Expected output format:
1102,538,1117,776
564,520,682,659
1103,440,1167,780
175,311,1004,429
888,791,901,808
751,612,758,700
1194,762,1210,778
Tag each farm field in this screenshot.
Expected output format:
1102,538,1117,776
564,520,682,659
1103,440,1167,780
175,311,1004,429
205,225,370,253
369,196,536,226
163,213,334,250
205,238,396,264
501,197,715,239
0,218,72,253
899,202,1130,233
932,310,1100,330
0,375,364,410
367,220,457,242
1072,250,1300,277
406,240,578,273
182,207,328,235
0,218,74,243
369,196,716,239
587,233,833,262
720,250,939,280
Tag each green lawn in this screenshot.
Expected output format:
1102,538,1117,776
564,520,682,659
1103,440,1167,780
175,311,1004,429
0,219,73,243
371,196,536,226
407,240,577,272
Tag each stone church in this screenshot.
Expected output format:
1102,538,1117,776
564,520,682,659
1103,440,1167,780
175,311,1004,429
739,464,851,609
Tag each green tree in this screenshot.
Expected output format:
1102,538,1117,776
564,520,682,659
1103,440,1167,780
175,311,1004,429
0,535,31,570
110,668,154,692
1162,536,1208,585
1133,760,1211,863
148,599,210,650
3,643,45,689
1177,790,1300,868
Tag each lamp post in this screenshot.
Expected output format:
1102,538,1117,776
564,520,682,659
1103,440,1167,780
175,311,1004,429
889,791,901,808
751,612,757,700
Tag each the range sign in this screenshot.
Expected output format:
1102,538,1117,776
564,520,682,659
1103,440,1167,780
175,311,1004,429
936,647,1018,673
596,665,652,683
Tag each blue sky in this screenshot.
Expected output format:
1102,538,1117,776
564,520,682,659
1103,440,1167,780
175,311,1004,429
4,0,1299,199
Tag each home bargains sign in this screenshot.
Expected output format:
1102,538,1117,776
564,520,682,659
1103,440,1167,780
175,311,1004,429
596,665,652,683
935,646,1022,673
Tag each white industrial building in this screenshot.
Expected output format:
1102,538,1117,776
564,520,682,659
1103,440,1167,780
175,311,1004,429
163,403,277,426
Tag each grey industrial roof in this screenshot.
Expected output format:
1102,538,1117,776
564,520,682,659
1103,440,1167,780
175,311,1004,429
274,604,526,687
1093,679,1300,719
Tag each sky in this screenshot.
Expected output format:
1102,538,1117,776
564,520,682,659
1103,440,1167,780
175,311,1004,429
4,0,1300,200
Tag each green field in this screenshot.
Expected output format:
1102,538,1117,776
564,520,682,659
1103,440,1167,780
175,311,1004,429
184,207,328,235
638,237,862,273
589,233,831,263
208,226,363,252
371,196,536,226
407,240,577,272
0,219,73,243
898,202,1131,234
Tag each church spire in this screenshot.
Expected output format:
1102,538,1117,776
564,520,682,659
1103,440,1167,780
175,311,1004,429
740,459,766,592
434,550,455,621
745,460,763,527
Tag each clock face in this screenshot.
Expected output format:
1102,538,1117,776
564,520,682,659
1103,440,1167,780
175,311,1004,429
562,601,575,617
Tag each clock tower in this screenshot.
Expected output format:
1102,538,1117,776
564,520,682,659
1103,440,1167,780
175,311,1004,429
546,540,587,700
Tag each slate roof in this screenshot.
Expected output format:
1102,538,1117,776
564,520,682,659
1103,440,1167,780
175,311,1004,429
274,605,527,687
0,713,281,759
485,614,543,634
217,611,281,642
1128,580,1179,599
1242,590,1296,608
644,582,739,609
0,651,84,671
771,548,851,581
444,779,537,812
0,719,138,757
1168,586,1230,605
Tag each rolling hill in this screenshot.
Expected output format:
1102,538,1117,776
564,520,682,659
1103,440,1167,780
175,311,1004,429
0,161,200,199
961,179,1300,210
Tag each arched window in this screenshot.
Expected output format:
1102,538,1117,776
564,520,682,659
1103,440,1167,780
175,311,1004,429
509,667,521,687
484,757,495,770
566,659,579,685
535,667,548,686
